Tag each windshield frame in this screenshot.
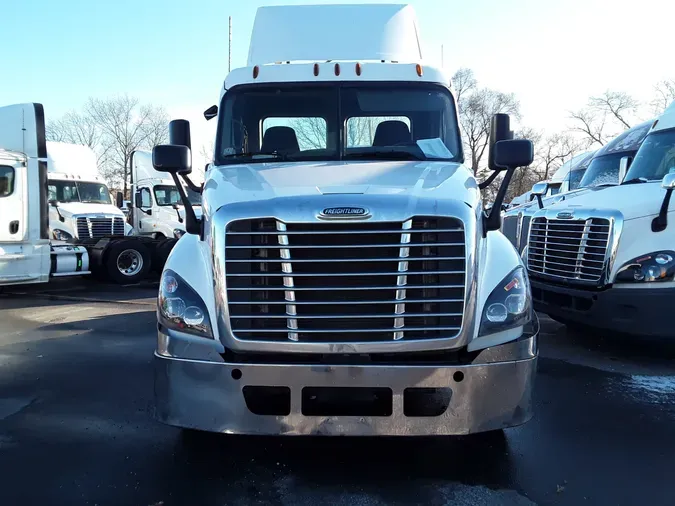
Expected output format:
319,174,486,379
214,81,464,166
47,179,112,205
623,127,675,182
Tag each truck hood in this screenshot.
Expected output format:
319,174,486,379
53,202,125,218
204,160,479,212
544,182,671,221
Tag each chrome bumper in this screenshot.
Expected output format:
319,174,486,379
153,323,538,436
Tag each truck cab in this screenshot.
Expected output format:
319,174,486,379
45,141,132,241
130,150,202,239
151,4,538,436
526,104,675,337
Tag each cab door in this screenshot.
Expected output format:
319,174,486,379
0,158,26,242
134,186,155,235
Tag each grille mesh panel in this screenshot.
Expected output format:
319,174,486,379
527,217,610,282
225,217,466,342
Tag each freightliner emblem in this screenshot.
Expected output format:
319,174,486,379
319,207,370,219
556,211,574,219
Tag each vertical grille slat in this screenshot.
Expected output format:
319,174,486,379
225,217,466,343
527,217,610,283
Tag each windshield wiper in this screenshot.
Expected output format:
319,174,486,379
622,177,648,185
343,149,425,161
221,152,294,161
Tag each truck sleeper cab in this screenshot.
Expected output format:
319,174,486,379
526,106,675,337
152,3,538,436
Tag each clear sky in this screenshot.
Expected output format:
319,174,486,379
3,0,673,166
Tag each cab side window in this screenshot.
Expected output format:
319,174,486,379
0,166,16,197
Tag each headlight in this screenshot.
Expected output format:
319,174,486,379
158,269,212,337
478,266,532,337
173,229,185,239
615,251,675,283
52,229,72,241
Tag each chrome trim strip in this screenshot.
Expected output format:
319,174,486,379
276,221,298,341
394,219,412,340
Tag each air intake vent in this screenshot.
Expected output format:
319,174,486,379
225,217,466,342
75,217,125,239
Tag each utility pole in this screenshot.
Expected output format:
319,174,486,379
228,16,232,73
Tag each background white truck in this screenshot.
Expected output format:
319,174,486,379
45,141,133,241
526,104,675,337
129,150,202,239
150,3,539,437
0,103,175,286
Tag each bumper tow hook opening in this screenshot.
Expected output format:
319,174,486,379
231,368,242,380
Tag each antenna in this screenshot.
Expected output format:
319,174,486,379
228,16,232,73
441,44,444,68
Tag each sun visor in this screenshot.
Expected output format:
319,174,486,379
0,103,47,159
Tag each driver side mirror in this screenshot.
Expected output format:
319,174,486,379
662,173,675,190
172,203,180,210
619,156,633,184
116,191,123,208
152,145,192,175
134,191,143,209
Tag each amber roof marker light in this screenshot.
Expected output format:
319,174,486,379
253,65,260,79
416,64,423,77
313,63,320,76
334,63,341,76
355,62,362,76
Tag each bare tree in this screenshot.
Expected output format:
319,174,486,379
46,111,111,166
569,108,609,147
537,132,583,179
651,80,675,115
458,88,520,174
451,68,477,104
589,91,639,130
290,117,328,150
86,95,169,193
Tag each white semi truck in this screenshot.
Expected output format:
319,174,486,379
525,103,675,337
45,141,134,241
130,150,202,239
502,121,652,254
150,4,538,436
0,103,175,286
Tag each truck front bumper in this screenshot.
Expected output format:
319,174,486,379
531,279,675,338
153,324,538,436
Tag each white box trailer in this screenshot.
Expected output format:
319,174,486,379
0,103,176,286
149,3,539,436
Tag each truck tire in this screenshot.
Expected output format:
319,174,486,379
105,240,152,285
152,238,177,273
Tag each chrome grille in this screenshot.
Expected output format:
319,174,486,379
75,217,125,238
527,217,610,282
225,217,466,342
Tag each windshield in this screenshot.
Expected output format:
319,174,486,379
48,180,111,204
569,168,586,190
216,83,462,165
154,185,202,206
624,128,675,182
578,153,629,188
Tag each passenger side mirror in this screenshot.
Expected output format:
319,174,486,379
152,145,192,176
48,199,57,207
619,156,633,184
134,191,143,209
494,140,534,170
487,114,514,171
172,203,180,210
116,191,123,208
662,173,675,190
531,182,549,197
204,105,218,121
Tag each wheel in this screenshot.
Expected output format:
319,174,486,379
105,240,152,284
154,232,166,239
152,238,177,273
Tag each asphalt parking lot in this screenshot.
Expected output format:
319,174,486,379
1,279,674,506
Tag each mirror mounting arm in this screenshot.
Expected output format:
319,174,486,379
181,174,203,194
478,171,500,190
652,188,673,233
483,168,515,235
169,173,200,235
535,194,544,209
